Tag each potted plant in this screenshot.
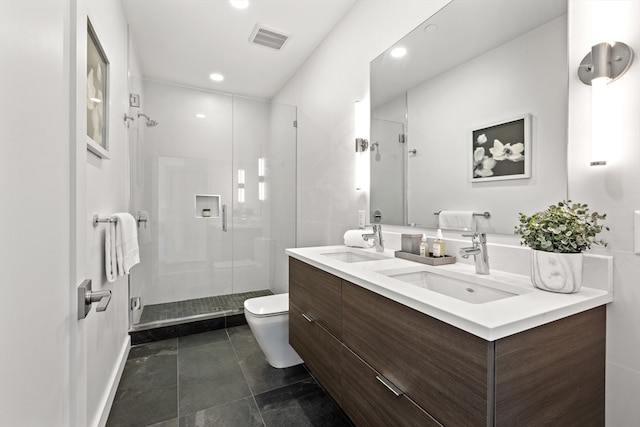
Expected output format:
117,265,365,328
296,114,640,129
515,201,608,293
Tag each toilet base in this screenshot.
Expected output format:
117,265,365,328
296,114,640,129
246,313,303,368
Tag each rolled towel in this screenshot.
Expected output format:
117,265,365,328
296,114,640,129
438,211,475,231
343,229,374,248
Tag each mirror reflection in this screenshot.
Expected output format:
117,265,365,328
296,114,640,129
370,0,568,234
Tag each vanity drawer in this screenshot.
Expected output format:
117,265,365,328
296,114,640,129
341,345,442,427
342,281,491,427
289,301,342,404
289,257,342,338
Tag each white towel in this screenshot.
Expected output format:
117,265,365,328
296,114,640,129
343,229,374,248
105,222,117,283
105,212,140,283
438,211,475,231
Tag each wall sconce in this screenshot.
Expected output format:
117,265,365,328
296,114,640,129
578,41,633,166
355,101,368,190
237,169,245,203
258,158,266,201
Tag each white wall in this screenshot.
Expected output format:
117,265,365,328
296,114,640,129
273,0,451,247
276,0,639,424
78,1,134,426
0,1,72,425
567,1,640,425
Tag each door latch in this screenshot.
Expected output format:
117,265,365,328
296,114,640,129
78,279,112,319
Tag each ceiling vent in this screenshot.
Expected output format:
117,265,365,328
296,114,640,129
249,24,290,50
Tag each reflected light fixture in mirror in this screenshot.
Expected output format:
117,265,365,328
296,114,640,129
237,169,245,203
355,100,369,191
258,158,266,201
390,47,407,58
578,41,633,166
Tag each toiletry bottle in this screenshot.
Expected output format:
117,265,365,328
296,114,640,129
432,229,445,257
420,233,428,256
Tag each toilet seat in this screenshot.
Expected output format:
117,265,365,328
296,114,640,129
244,293,289,317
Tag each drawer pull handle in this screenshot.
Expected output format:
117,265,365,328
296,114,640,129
376,375,404,397
301,313,315,323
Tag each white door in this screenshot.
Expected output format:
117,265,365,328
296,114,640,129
0,1,78,426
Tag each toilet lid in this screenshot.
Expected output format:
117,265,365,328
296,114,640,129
244,293,289,317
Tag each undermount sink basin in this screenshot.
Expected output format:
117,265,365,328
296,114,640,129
320,249,389,263
379,270,521,304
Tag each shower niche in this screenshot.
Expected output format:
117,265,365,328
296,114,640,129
195,194,220,218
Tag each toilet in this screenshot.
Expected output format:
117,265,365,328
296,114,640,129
244,293,303,368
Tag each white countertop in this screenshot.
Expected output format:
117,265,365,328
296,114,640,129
286,245,612,341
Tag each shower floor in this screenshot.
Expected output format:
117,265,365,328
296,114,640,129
138,289,273,324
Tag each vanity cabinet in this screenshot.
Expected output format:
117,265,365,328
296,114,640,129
289,258,343,403
289,257,606,427
341,344,442,427
342,281,489,426
289,257,341,338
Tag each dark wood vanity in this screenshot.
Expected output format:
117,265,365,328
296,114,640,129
289,257,605,427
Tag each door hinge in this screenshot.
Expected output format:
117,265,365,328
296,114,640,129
398,134,406,143
293,120,298,128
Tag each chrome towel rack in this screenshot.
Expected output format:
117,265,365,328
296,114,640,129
93,212,149,228
93,214,117,227
433,211,491,218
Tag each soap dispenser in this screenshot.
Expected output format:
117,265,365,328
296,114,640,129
432,229,445,257
420,233,428,256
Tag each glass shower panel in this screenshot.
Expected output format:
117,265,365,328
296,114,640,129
265,102,297,294
370,118,406,225
231,98,297,295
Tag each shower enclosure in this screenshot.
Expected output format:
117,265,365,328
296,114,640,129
127,78,296,329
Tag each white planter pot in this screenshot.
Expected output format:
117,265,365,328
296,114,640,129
530,250,584,293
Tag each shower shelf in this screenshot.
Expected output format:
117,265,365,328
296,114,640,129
195,194,221,218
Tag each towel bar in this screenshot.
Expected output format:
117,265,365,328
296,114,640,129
92,214,117,227
433,211,491,219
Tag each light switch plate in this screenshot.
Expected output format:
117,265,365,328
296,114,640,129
358,210,366,228
635,211,640,254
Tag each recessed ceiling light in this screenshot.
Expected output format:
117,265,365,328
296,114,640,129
229,0,249,9
195,113,206,119
89,97,102,103
209,73,224,82
390,47,407,58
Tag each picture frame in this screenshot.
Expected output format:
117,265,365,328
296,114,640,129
86,19,110,159
470,114,531,182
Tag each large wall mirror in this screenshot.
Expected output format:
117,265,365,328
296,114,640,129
370,0,568,235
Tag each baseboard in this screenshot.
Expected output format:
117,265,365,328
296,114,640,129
96,335,131,427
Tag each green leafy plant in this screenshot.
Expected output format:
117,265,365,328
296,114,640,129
515,201,608,253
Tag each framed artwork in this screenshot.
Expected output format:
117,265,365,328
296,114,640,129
470,114,531,182
86,19,110,158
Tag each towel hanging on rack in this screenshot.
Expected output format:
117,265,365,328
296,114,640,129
105,212,140,282
438,211,475,231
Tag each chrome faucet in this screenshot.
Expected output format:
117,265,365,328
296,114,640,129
459,233,490,275
363,224,384,252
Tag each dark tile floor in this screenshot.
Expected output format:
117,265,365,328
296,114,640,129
138,290,273,324
106,325,353,427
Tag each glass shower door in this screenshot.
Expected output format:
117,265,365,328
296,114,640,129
128,78,297,330
129,80,234,327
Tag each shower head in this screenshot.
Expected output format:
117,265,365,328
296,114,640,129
137,112,159,127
